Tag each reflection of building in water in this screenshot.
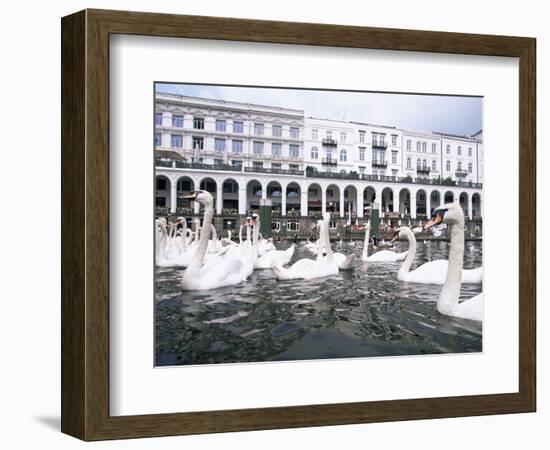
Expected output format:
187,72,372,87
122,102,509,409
154,92,483,233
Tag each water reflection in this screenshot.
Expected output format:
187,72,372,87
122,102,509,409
155,240,483,366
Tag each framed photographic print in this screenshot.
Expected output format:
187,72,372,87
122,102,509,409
61,9,536,441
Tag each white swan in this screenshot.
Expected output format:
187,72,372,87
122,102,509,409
273,215,339,280
251,214,295,269
361,221,408,263
393,226,482,284
321,213,355,270
424,204,483,321
180,190,253,290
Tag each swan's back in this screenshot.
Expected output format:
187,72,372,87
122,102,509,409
449,293,483,322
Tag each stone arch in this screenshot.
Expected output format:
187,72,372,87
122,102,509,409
398,187,411,216
155,175,171,211
221,177,239,214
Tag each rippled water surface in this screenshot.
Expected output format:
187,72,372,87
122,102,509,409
155,240,483,366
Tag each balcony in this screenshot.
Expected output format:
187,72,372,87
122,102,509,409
322,138,338,147
455,169,469,178
417,166,431,175
245,167,304,176
372,160,388,169
372,141,388,150
322,157,338,166
155,159,242,172
307,171,360,180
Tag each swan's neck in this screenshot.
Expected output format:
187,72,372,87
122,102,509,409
210,224,217,242
398,228,417,277
252,221,259,261
438,218,465,314
238,225,243,244
156,222,167,256
362,225,371,259
181,220,187,249
323,220,333,263
187,203,213,273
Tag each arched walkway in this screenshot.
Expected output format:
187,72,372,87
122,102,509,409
221,178,239,214
307,182,323,216
286,182,301,216
398,188,411,216
155,175,171,212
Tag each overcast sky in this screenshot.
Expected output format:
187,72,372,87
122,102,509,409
156,83,482,137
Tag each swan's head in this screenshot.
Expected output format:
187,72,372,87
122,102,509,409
179,189,213,206
424,203,463,230
251,213,259,226
312,219,323,230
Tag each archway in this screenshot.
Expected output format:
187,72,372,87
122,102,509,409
175,176,194,212
307,183,323,216
286,182,301,216
344,185,358,220
155,175,171,212
326,184,340,216
267,181,283,215
472,193,482,219
398,188,411,216
416,189,427,217
246,179,263,213
222,178,239,214
459,192,468,218
430,190,441,215
444,190,454,204
381,187,394,214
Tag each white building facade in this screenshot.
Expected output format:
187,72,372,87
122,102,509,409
154,93,483,223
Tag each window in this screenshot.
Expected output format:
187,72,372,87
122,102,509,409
233,121,243,133
326,150,332,160
446,144,451,154
214,138,225,152
468,162,473,173
253,141,264,155
432,143,437,153
311,146,319,159
372,149,378,162
359,147,365,161
468,147,473,157
340,132,346,143
272,143,282,156
214,158,223,166
171,134,183,148
329,220,338,230
289,164,299,171
155,112,163,125
407,140,412,151
340,149,347,162
272,163,282,170
359,130,365,143
392,169,398,177
326,130,332,139
156,178,166,190
215,119,226,132
422,159,427,168
253,161,264,169
288,220,300,232
392,134,398,146
446,160,451,171
432,159,437,171
457,161,462,171
272,125,282,137
358,166,366,174
231,160,242,168
155,133,162,146
392,151,397,164
192,136,203,150
289,145,300,158
290,127,299,139
232,140,243,153
416,158,421,169
254,123,264,135
422,142,427,153
312,129,318,140
406,157,412,169
193,117,204,129
172,115,184,127
416,141,421,152
457,146,462,156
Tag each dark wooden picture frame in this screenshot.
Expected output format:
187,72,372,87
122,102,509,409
61,9,536,441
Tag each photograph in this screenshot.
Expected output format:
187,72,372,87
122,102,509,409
153,83,484,366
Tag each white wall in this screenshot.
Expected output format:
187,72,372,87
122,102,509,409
0,1,546,450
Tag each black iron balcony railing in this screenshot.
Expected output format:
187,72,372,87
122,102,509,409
371,141,388,149
372,160,388,168
321,138,338,147
417,166,431,175
245,167,304,176
322,158,338,166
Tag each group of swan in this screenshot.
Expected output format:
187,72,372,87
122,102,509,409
157,191,482,322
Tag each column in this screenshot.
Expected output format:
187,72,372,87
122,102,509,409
216,183,223,215
238,187,247,215
281,186,287,216
410,191,417,219
468,195,473,221
426,191,431,218
301,190,308,217
376,187,383,217
339,190,345,218
357,188,364,218
321,188,327,215
261,183,267,202
170,180,177,214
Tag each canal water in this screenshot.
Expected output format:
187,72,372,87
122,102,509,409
155,239,483,366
